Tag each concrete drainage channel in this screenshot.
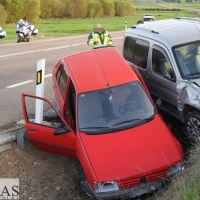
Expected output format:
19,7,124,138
0,121,28,152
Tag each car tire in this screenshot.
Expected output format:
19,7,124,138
76,171,92,197
184,110,200,142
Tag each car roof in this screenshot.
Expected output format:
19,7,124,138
126,18,200,47
62,47,138,93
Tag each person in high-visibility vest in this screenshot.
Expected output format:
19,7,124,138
87,23,112,47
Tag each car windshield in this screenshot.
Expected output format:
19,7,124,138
78,81,155,134
174,41,200,79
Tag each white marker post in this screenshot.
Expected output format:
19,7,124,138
35,59,45,123
125,21,127,30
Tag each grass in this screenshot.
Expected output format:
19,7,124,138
157,144,200,200
1,3,200,199
0,10,198,44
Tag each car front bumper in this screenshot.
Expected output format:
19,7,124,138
83,179,163,200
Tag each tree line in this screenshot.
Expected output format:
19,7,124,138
0,0,134,25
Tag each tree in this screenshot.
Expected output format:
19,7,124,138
116,1,134,17
49,0,66,18
21,0,40,23
100,0,115,17
69,0,87,18
1,0,22,23
40,0,53,18
0,4,7,25
87,0,104,18
61,0,73,17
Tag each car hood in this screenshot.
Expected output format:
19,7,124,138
79,115,182,182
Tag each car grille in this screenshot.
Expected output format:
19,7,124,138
118,170,166,190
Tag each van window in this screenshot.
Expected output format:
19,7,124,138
152,46,175,81
133,40,149,69
123,36,136,63
56,65,69,98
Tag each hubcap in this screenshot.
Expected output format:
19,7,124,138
186,116,200,141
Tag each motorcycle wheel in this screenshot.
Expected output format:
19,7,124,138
17,37,20,43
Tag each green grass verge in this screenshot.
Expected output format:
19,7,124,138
0,10,198,44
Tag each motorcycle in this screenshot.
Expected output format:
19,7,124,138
16,22,38,43
0,27,6,39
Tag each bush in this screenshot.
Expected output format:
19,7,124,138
0,4,7,25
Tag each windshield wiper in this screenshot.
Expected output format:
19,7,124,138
80,126,122,132
188,72,200,76
113,115,155,126
113,119,140,126
81,126,109,129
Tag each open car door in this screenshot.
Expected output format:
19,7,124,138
21,93,76,158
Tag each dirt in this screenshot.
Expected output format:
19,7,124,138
0,142,92,200
0,112,191,200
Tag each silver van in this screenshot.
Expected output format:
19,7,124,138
123,17,200,142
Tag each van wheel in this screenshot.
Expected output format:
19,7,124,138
76,171,92,197
184,111,200,142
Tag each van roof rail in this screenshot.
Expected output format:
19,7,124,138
129,25,159,34
175,13,200,22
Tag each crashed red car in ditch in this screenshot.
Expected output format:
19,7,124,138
21,47,183,199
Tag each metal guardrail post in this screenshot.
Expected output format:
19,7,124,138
0,127,25,152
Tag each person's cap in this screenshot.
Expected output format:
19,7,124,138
23,17,27,20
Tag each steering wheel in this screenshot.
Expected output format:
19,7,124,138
119,101,139,114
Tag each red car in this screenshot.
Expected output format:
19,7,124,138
21,47,183,199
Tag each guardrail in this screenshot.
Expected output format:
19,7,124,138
0,127,24,152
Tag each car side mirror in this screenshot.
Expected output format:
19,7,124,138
54,125,70,136
164,68,175,81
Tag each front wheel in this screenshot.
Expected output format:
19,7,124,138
184,110,200,142
17,37,20,43
76,171,92,197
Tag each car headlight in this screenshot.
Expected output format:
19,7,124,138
94,181,119,193
167,162,184,177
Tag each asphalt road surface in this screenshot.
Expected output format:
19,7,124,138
0,31,125,131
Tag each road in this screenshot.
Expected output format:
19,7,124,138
0,31,125,131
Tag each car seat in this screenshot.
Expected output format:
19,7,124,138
79,92,107,127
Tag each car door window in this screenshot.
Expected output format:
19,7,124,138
24,94,63,128
152,46,175,81
123,36,136,63
133,39,149,69
56,65,69,98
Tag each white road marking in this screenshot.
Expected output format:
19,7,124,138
44,73,52,78
6,74,52,88
0,35,88,47
0,31,125,47
6,80,34,88
44,45,70,51
4,35,123,88
0,37,123,58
